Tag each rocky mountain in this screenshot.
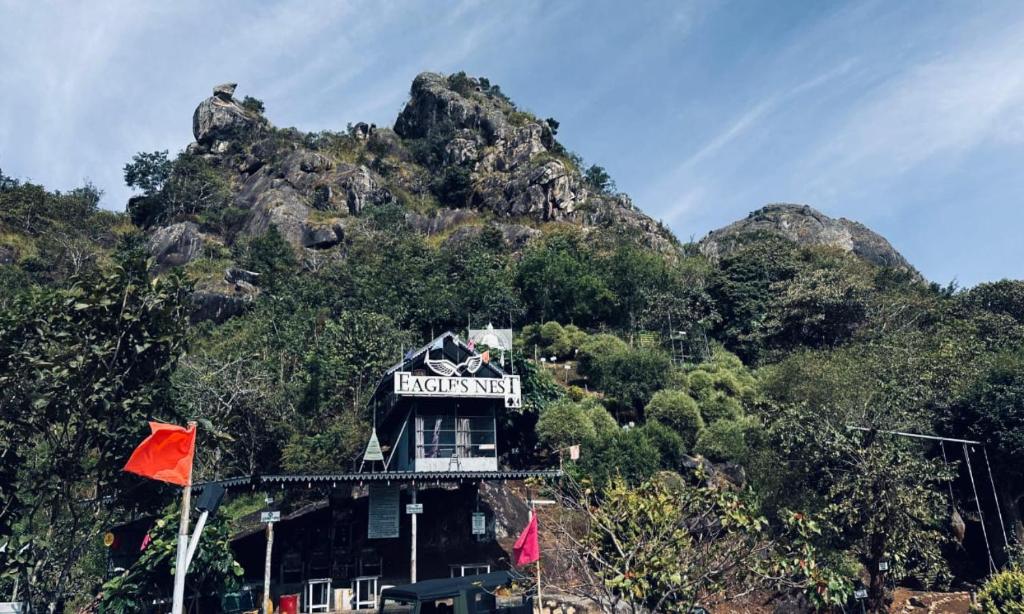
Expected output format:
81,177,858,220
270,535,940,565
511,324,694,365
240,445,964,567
143,74,678,276
698,203,920,277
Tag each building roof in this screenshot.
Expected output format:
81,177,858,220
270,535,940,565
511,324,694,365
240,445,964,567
380,571,516,602
193,469,562,492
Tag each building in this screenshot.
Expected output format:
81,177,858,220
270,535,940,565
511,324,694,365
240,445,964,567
223,332,557,611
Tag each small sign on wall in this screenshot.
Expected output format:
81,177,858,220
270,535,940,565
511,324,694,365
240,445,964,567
368,485,400,539
472,512,486,535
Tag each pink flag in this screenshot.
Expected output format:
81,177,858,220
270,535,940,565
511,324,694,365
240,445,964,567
468,339,476,351
513,511,539,566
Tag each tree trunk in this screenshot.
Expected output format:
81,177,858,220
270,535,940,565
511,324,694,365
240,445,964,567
867,535,888,613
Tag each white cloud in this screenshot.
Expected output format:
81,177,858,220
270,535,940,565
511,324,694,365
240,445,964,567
803,16,1024,189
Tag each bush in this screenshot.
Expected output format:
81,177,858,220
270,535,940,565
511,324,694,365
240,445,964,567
645,389,703,448
592,346,672,414
577,333,628,378
241,95,266,115
973,569,1024,613
537,397,616,452
694,415,763,465
700,393,744,424
523,321,588,360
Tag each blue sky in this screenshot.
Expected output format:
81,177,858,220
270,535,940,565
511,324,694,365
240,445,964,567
2,0,1023,286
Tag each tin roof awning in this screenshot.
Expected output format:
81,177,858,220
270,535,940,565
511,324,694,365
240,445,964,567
193,469,561,492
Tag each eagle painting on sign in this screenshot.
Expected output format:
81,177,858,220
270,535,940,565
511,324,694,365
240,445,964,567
373,331,522,473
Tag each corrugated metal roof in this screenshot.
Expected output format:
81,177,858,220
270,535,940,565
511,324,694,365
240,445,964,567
193,469,560,491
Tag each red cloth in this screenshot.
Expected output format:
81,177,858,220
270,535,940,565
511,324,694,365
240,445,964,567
513,511,539,566
123,422,196,486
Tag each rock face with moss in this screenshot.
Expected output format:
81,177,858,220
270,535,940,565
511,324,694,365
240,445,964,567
145,72,678,272
699,203,919,276
394,72,676,250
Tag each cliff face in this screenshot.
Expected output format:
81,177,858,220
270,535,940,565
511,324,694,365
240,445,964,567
145,72,678,275
699,203,920,277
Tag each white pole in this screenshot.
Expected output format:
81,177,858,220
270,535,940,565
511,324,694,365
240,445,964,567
171,421,196,614
410,486,418,583
171,483,192,614
263,520,274,614
534,508,542,614
185,510,209,569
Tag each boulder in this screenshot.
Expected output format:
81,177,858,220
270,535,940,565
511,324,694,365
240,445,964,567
190,290,251,324
224,267,259,285
394,72,509,144
148,222,204,271
192,83,260,145
405,208,477,235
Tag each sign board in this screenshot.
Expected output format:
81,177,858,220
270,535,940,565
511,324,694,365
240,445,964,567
368,485,400,539
468,327,513,351
854,589,868,600
472,512,486,535
260,511,280,523
394,372,522,408
406,503,423,515
878,561,889,571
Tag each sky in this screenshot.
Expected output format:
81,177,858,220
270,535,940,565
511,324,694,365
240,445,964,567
2,0,1023,287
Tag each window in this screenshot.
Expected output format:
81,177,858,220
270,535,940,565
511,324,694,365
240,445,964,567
415,409,496,459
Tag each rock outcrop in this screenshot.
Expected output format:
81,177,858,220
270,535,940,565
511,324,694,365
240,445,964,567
394,72,678,251
192,83,263,147
148,73,677,264
147,221,205,271
699,204,919,277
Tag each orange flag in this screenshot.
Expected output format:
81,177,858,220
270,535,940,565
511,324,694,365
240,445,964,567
123,422,196,486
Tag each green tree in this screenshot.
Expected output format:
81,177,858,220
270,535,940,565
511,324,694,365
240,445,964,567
587,345,672,417
709,234,804,362
516,229,616,326
237,225,298,290
123,150,172,197
0,250,190,610
99,506,243,613
549,473,771,613
762,341,955,612
584,164,616,193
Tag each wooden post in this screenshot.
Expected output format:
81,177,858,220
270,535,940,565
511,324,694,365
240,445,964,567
410,486,418,583
263,519,274,614
171,421,196,614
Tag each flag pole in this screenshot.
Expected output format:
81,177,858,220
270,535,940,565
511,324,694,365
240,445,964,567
171,421,196,614
533,507,542,614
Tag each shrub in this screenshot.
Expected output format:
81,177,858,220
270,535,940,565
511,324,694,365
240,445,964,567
973,569,1024,613
241,95,266,115
645,389,703,448
537,397,615,452
694,416,763,465
577,333,628,379
701,393,744,424
523,321,588,360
